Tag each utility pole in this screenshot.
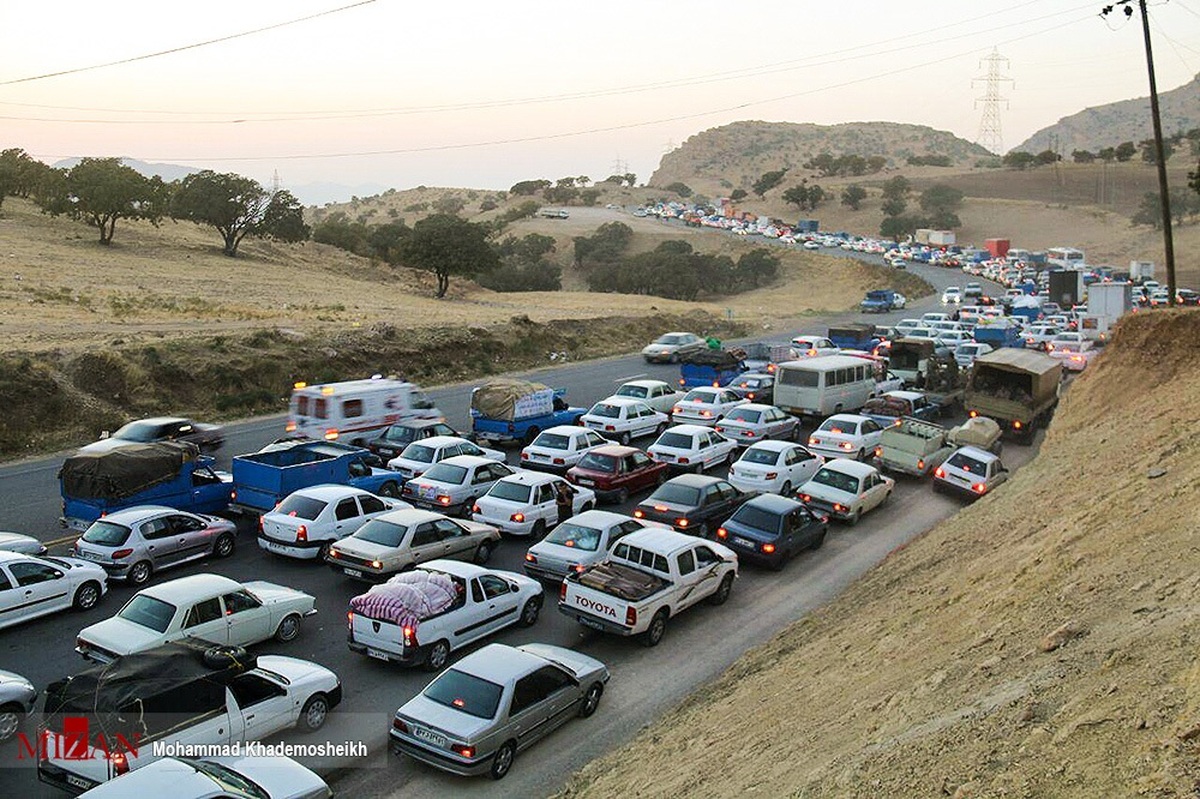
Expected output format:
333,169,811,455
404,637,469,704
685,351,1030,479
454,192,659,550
973,48,1012,155
1103,0,1176,305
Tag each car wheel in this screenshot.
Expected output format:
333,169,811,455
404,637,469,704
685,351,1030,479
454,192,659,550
317,541,332,561
378,481,401,498
0,704,22,743
810,528,827,550
856,449,866,462
640,609,668,647
669,353,679,364
523,427,540,446
460,497,477,519
692,521,708,538
531,520,546,539
614,487,630,505
655,470,667,486
299,694,329,732
780,481,792,497
203,644,249,669
213,533,235,558
578,683,604,718
474,541,493,565
72,581,101,611
489,741,516,780
618,431,631,446
274,613,302,643
127,560,152,586
709,573,734,605
424,640,451,673
847,508,862,526
519,596,542,627
581,502,594,512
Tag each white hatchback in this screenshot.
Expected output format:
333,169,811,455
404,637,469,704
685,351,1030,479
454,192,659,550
580,398,670,445
671,387,746,427
727,441,824,496
472,472,597,537
611,379,685,414
789,336,839,357
807,414,886,461
387,436,506,481
520,425,611,472
258,484,406,560
648,424,737,473
401,455,518,517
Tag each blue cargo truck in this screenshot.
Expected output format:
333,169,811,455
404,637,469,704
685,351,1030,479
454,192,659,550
229,440,399,514
678,349,746,388
59,442,232,531
470,378,585,445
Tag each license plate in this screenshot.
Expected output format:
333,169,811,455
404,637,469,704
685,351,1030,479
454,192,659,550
79,549,103,561
576,479,594,486
413,726,447,747
344,568,364,578
267,542,289,554
420,487,437,499
733,536,755,548
533,453,548,461
367,647,390,661
66,775,93,790
577,614,606,631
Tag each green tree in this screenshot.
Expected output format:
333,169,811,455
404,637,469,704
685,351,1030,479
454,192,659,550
367,220,410,264
170,170,309,257
782,184,809,209
881,196,907,217
543,185,579,204
433,195,465,215
1098,147,1116,162
1139,138,1174,164
880,214,927,240
881,175,911,200
401,214,498,298
1034,149,1060,166
580,188,602,207
730,188,747,201
919,184,963,215
0,148,51,210
311,212,371,256
1072,149,1096,163
841,184,867,210
37,157,167,244
1115,141,1136,162
752,169,787,197
735,248,780,288
663,182,693,198
1002,151,1037,170
807,185,826,209
510,179,551,196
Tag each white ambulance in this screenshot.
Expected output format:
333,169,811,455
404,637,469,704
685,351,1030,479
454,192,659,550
286,377,443,445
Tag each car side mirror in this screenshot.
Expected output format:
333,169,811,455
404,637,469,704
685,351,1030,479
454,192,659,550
99,430,110,439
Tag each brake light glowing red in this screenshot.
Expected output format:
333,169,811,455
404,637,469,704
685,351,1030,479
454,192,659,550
510,513,525,523
111,548,133,560
765,472,777,480
1012,420,1023,430
968,410,978,418
972,483,987,494
392,718,409,733
324,429,339,441
560,582,567,601
553,457,565,465
934,467,945,478
520,452,529,460
110,751,129,776
295,525,307,542
677,518,689,528
916,459,924,470
472,504,480,514
525,552,536,563
451,744,475,758
716,527,728,539
625,607,637,626
633,509,644,518
437,495,451,505
605,425,616,431
762,543,776,554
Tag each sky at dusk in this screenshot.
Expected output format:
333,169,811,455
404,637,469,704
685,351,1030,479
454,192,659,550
4,0,1200,198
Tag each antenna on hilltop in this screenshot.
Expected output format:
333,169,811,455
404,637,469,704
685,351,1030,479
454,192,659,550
973,48,1012,155
611,157,629,175
271,169,282,193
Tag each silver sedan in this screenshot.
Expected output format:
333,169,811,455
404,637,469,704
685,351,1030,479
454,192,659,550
390,643,609,780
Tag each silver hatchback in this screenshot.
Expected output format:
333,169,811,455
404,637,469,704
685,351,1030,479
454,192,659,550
72,505,237,585
390,643,609,780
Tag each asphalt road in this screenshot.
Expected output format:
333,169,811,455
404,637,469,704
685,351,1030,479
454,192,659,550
0,252,1021,797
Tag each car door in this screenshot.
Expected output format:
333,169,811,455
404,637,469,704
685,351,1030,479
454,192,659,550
673,548,709,611
331,496,363,541
475,574,521,637
433,518,476,561
526,665,580,741
628,452,656,492
2,560,71,622
167,513,213,564
229,673,293,741
861,419,884,449
507,671,557,751
536,482,561,525
190,466,228,510
407,523,444,565
221,589,274,646
790,507,819,552
789,447,822,487
139,515,180,570
697,482,724,529
180,595,229,646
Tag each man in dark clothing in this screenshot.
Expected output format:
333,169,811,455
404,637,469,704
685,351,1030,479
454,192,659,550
555,482,574,527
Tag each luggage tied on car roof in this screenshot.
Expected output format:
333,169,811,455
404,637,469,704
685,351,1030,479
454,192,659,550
349,570,458,633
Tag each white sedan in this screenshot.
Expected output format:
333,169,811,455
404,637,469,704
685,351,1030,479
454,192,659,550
76,755,332,799
520,425,611,472
472,472,597,538
581,398,670,445
891,292,908,309
401,455,518,517
798,459,894,525
942,287,962,304
258,484,406,560
648,424,738,473
611,379,685,414
0,551,108,631
714,404,798,446
727,441,824,496
524,509,668,582
388,436,505,481
789,336,839,357
807,414,886,461
671,387,746,426
76,573,317,663
0,532,47,555
1047,341,1097,372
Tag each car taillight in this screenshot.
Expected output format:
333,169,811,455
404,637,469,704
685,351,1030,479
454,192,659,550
296,525,307,542
111,548,133,560
700,410,712,418
1012,420,1023,430
372,560,383,570
472,503,481,514
934,467,945,478
75,637,87,651
809,437,819,446
573,564,586,573
525,552,537,563
633,509,644,518
875,447,883,458
560,582,567,601
765,472,777,480
800,493,811,502
833,503,845,512
743,430,755,437
553,457,565,465
520,452,529,460
510,513,525,523
285,421,297,432
677,457,689,464
437,495,451,506
347,611,354,631
110,751,129,776
324,429,339,441
677,518,689,528
402,625,415,647
626,607,637,626
392,718,409,733
839,442,854,450
672,406,682,414
916,459,924,470
762,543,776,554
257,515,264,532
972,483,987,494
747,392,756,399
716,527,728,539
968,410,978,418
605,425,616,431
451,744,475,758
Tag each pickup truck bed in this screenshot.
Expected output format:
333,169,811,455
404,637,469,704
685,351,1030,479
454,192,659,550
577,561,668,602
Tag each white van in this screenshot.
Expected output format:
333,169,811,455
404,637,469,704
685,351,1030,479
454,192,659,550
775,355,877,420
286,377,442,445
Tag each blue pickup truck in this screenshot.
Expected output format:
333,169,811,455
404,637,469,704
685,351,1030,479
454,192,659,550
860,290,897,313
828,323,881,351
59,442,232,531
470,378,586,445
229,440,400,515
678,349,746,388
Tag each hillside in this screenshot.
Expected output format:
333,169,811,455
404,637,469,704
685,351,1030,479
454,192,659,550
649,120,992,196
562,309,1200,798
1015,73,1200,154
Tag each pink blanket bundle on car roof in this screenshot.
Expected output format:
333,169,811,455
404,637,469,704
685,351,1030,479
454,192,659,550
349,570,459,633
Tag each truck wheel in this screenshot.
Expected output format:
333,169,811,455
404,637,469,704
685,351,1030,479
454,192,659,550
274,613,302,643
519,596,542,627
378,481,401,498
640,609,668,647
708,574,734,605
213,533,235,559
72,581,102,611
424,640,451,673
127,560,152,586
578,683,604,718
299,694,329,732
489,741,516,780
523,427,540,446
474,541,493,565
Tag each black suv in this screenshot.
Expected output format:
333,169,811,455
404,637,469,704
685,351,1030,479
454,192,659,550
367,419,462,461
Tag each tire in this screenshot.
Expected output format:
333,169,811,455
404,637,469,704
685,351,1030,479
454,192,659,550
519,596,542,627
423,640,451,673
847,508,862,526
523,427,540,446
127,560,152,586
780,481,792,497
203,644,249,670
474,541,493,565
856,449,866,462
489,741,516,780
378,481,401,498
72,581,101,611
810,528,827,550
531,520,546,539
274,613,302,643
317,541,332,561
669,353,679,364
618,431,631,446
578,682,604,718
460,497,476,519
640,609,668,647
655,470,667,486
299,694,329,732
213,533,235,559
581,502,594,512
613,487,630,505
0,704,22,743
709,573,734,605
692,521,709,538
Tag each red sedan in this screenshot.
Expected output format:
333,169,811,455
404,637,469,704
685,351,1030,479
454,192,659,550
565,444,667,504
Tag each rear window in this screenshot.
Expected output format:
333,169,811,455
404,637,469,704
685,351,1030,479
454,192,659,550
588,403,622,419
682,389,717,404
420,463,469,484
576,453,617,473
647,483,701,506
729,505,784,537
275,495,328,521
739,447,781,466
818,419,857,435
117,595,176,633
947,452,988,473
545,522,602,552
532,433,570,450
423,669,503,719
487,481,533,503
615,385,648,399
726,408,762,424
81,521,131,547
778,368,818,388
401,444,436,463
655,432,694,450
810,467,859,494
612,543,670,574
381,425,418,444
352,520,408,547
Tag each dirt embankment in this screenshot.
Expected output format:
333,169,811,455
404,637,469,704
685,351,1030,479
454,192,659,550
561,309,1200,798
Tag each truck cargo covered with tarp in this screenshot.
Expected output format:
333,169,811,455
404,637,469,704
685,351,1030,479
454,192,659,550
58,442,200,500
470,378,556,422
349,571,459,633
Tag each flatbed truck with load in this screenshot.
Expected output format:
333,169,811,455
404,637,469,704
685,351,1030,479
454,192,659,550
678,349,747,388
965,349,1062,443
469,378,585,445
875,416,1002,477
230,439,399,514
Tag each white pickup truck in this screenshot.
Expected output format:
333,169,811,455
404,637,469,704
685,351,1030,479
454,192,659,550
346,560,543,672
557,528,738,647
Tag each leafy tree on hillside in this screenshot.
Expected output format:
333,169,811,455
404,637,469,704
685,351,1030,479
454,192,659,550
580,189,601,207
918,184,964,229
367,220,410,264
170,170,308,257
479,233,561,292
841,184,867,210
879,213,927,240
752,169,788,197
1034,150,1060,166
0,148,51,210
433,196,465,215
573,221,633,268
1001,151,1037,170
37,157,168,245
664,182,693,198
1115,141,1136,162
401,214,498,298
735,248,780,288
312,212,372,256
542,185,579,204
510,179,551,196
881,175,911,200
1139,138,1173,164
1072,149,1096,163
730,188,747,201
1097,147,1116,163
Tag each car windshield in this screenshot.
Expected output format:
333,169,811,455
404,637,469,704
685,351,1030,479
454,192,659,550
615,385,648,399
738,377,767,389
381,426,417,444
729,505,784,536
420,463,468,484
655,432,694,449
654,335,684,345
117,595,176,633
423,669,503,720
576,453,617,473
81,520,131,546
487,481,533,503
682,390,716,403
947,452,988,473
810,468,860,494
818,419,857,435
726,408,762,423
274,495,327,520
111,421,161,442
401,444,436,463
532,433,570,450
740,447,782,466
353,520,408,547
588,404,622,419
184,759,268,799
647,483,701,506
544,522,603,551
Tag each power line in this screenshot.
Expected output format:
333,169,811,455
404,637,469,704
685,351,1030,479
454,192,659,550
0,0,376,86
973,48,1013,154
